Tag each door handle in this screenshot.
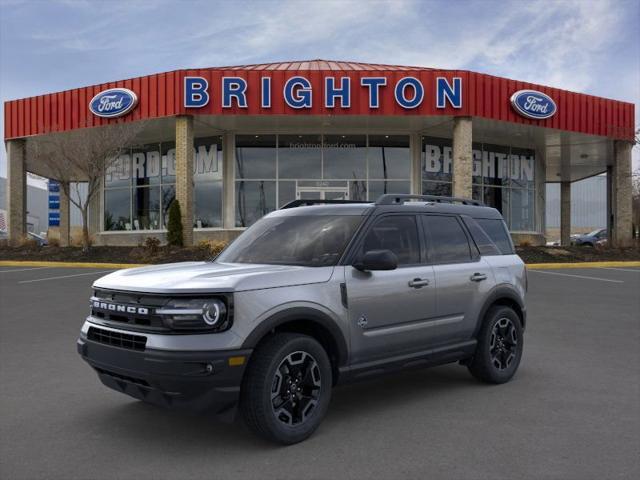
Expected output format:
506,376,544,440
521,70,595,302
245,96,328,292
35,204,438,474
470,272,488,282
408,278,430,288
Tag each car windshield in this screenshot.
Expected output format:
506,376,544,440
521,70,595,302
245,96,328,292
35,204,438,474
587,229,604,237
217,215,363,267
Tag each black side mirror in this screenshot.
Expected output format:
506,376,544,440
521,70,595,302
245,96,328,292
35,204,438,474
353,249,398,271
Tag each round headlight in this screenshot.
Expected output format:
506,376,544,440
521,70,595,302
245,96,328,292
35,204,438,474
203,300,226,326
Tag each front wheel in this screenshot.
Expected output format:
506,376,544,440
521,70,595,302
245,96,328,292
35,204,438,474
468,306,523,384
240,333,332,444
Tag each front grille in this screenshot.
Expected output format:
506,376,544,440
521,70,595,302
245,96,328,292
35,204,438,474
90,290,169,331
87,326,147,351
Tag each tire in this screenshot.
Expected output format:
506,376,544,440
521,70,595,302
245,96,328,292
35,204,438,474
468,306,523,384
240,333,332,444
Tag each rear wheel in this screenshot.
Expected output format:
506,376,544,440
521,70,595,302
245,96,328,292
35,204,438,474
468,306,523,384
240,333,332,444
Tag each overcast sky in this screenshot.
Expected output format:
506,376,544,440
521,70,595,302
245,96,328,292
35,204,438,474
1,0,638,181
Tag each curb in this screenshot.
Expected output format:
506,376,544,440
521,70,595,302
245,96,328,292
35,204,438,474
526,261,640,269
2,260,639,270
0,260,147,269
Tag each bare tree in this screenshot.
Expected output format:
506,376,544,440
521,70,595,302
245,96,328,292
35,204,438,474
27,122,143,250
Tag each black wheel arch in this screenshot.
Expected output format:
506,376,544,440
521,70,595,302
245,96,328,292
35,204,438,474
242,307,349,383
474,285,526,336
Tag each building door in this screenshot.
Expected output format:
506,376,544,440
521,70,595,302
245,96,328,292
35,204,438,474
295,182,349,201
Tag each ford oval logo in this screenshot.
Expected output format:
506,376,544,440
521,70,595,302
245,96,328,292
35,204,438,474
510,89,556,120
89,88,138,118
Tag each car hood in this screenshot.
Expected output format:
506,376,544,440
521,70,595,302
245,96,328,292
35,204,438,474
93,261,335,294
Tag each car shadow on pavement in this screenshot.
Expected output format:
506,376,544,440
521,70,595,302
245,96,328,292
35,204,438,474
80,364,481,449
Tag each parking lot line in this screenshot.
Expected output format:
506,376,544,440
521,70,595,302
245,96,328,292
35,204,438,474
17,270,114,284
597,267,640,273
529,270,624,283
0,267,54,273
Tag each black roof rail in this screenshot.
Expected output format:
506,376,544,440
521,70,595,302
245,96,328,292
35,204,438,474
375,194,485,206
280,199,372,209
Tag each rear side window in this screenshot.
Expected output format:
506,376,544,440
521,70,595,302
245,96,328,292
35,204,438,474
476,219,514,254
360,215,420,265
462,217,501,256
422,215,472,264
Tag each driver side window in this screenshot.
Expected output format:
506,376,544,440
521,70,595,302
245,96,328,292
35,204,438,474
360,215,420,265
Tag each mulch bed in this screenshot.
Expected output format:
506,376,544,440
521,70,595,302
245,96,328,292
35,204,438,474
1,244,639,265
516,245,640,263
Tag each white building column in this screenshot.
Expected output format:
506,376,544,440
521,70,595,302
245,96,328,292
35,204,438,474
452,117,473,198
6,139,27,245
560,181,571,246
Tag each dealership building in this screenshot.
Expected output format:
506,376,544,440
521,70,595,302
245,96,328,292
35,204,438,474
4,60,636,246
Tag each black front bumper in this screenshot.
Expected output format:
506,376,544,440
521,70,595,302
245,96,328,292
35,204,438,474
77,336,251,416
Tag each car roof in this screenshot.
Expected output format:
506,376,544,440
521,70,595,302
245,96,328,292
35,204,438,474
271,195,504,220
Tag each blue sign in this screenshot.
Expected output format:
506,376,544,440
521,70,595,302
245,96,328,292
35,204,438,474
49,199,60,210
510,90,556,120
48,181,60,193
89,88,138,118
48,212,60,227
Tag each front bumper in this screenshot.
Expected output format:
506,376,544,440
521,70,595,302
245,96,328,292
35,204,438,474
77,332,251,416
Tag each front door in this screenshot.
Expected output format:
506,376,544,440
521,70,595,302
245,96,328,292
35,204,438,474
345,214,437,363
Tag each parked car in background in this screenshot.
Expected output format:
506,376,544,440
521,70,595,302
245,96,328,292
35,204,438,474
27,231,48,246
571,229,607,247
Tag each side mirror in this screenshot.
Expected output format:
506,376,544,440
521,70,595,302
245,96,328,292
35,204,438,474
353,249,398,271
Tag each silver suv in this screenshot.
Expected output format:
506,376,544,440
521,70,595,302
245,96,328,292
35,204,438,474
78,194,527,444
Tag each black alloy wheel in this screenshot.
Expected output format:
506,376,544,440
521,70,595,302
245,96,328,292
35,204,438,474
489,317,518,370
468,305,523,384
271,351,322,426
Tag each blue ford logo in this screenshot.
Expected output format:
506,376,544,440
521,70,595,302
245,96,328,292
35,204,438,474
510,90,556,120
89,88,138,118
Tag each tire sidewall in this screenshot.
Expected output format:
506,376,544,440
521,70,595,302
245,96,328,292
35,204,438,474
257,336,332,444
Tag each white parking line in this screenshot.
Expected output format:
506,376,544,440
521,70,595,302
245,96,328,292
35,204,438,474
597,267,640,273
529,270,624,283
18,270,114,284
0,267,53,273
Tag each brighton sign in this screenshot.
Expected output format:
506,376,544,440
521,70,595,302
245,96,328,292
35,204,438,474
89,88,138,118
510,89,557,120
183,76,464,110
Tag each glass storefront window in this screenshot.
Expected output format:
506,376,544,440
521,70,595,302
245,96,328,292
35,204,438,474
132,186,160,230
236,180,277,227
278,134,322,179
104,137,223,232
369,135,411,180
236,135,276,179
368,180,410,200
509,188,535,231
422,181,452,197
104,188,131,231
323,135,367,179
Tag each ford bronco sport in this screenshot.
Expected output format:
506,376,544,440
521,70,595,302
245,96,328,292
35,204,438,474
78,194,527,444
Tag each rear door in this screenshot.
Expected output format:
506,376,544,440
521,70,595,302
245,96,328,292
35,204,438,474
345,214,436,363
422,214,494,345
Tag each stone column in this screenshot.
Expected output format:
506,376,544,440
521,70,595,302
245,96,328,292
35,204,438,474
452,116,473,198
222,133,236,229
610,141,633,247
560,181,571,246
6,139,27,245
175,115,194,246
409,133,422,195
59,181,70,247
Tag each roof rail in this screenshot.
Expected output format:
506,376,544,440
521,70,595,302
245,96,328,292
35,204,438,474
280,199,372,209
375,194,485,206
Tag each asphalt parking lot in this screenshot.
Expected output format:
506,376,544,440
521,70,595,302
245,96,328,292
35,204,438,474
1,265,639,480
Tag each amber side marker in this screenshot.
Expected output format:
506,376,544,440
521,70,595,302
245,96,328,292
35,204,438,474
228,356,246,366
